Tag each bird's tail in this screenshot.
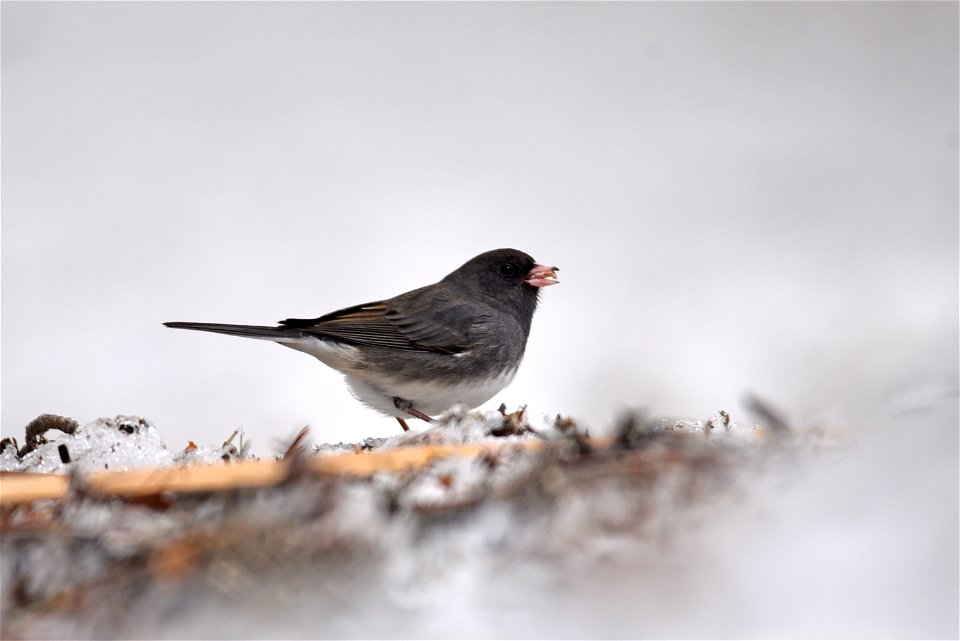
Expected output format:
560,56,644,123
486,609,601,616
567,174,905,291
163,322,301,341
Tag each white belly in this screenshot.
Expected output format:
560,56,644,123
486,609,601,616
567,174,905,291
278,335,519,419
344,368,518,418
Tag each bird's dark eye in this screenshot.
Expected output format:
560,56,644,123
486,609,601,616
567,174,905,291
498,263,519,278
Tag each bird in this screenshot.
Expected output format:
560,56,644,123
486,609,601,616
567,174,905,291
165,248,559,432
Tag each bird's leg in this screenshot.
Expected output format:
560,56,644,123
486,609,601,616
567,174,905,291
393,397,437,424
407,407,436,423
396,417,411,432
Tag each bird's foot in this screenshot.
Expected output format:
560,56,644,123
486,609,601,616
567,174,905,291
393,397,437,424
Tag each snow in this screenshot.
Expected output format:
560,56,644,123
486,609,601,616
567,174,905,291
2,415,246,474
1,405,955,639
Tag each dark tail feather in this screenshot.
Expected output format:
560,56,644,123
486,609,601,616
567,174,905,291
163,322,300,341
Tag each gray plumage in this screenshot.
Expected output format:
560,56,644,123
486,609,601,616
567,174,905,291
165,248,558,425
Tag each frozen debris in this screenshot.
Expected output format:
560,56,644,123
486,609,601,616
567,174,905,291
0,409,773,640
312,405,549,454
314,437,388,455
9,416,169,474
607,409,767,448
2,415,253,474
0,400,870,640
177,439,246,465
387,405,553,447
705,409,731,430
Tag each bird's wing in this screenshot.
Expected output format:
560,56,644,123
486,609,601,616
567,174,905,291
279,295,478,354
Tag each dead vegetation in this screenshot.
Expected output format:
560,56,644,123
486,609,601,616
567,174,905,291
0,404,842,638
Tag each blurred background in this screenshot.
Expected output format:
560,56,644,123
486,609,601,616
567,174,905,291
3,2,957,448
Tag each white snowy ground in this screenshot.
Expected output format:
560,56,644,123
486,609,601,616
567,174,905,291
1,415,239,474
1,405,957,639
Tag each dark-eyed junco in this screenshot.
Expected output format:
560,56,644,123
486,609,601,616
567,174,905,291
165,248,559,431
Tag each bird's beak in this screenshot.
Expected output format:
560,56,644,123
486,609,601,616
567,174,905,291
524,263,560,287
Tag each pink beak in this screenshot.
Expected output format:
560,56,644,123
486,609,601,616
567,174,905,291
524,263,560,288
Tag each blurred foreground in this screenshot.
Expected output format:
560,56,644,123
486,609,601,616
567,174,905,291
1,405,956,639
